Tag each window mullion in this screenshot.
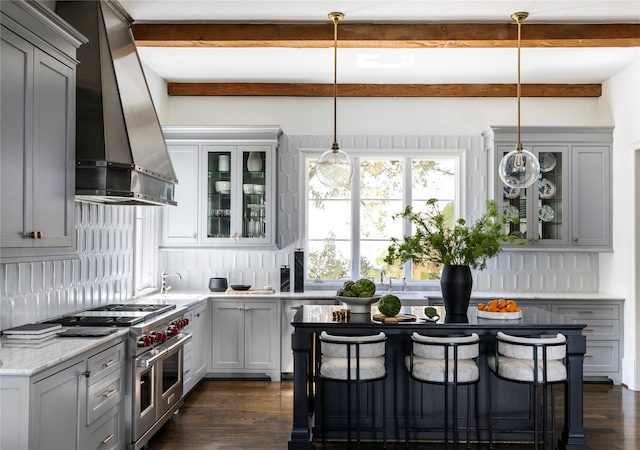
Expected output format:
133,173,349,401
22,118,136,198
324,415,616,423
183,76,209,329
402,157,413,280
351,156,360,280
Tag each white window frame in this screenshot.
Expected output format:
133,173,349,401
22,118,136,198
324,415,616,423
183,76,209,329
300,147,466,287
133,206,160,296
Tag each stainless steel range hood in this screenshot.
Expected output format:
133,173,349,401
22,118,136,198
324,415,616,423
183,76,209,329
56,0,177,206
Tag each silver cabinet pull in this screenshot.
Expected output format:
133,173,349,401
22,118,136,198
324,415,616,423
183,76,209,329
577,310,594,314
102,389,117,398
583,328,594,332
102,433,115,444
103,359,118,367
585,354,594,358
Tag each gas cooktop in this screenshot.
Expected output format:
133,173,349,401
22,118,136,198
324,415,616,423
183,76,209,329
43,315,145,327
87,304,175,313
42,303,177,327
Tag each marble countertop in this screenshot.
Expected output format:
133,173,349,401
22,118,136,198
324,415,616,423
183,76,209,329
143,289,624,301
0,328,128,376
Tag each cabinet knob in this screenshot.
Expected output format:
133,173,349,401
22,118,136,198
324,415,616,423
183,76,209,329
81,370,91,378
238,306,243,311
196,313,200,317
28,231,44,239
244,306,250,311
574,237,579,242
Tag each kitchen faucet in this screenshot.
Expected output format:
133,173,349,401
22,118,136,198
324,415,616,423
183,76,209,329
161,271,182,294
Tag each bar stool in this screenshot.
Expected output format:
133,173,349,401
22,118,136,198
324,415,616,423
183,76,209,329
487,331,567,450
317,331,387,450
405,332,480,450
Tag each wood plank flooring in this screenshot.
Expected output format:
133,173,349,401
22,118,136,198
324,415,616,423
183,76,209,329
146,380,638,450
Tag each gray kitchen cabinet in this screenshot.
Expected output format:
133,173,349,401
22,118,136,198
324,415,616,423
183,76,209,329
31,359,85,450
484,126,613,251
161,126,282,249
162,145,200,244
551,300,623,384
0,338,125,450
183,300,209,394
209,299,280,381
0,1,85,262
571,146,611,247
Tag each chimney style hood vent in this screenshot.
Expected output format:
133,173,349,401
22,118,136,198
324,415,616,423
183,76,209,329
56,0,177,206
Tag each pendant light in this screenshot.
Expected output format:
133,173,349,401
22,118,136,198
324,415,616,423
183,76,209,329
498,12,540,189
314,12,354,188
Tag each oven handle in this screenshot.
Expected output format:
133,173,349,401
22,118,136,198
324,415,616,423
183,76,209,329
136,333,193,368
166,333,192,354
136,349,168,367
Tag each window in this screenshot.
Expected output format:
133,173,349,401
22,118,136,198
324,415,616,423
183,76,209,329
304,149,463,284
134,206,160,294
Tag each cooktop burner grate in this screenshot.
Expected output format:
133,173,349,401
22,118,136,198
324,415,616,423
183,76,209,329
43,315,145,327
86,304,175,313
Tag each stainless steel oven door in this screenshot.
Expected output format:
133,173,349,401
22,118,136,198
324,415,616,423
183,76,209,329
157,333,190,417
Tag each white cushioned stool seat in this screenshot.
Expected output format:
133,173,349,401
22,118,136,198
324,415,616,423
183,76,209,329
321,356,386,380
406,357,479,383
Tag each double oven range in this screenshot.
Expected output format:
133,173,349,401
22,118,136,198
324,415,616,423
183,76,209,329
44,303,192,450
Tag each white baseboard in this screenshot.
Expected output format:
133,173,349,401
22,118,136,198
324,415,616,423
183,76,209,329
622,358,638,390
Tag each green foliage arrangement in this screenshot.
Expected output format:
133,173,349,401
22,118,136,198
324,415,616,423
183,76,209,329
384,199,518,271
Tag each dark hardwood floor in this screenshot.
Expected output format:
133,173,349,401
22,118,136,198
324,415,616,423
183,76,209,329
146,380,637,450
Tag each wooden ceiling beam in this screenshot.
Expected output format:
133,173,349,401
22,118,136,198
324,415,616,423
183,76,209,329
132,22,640,48
167,83,602,98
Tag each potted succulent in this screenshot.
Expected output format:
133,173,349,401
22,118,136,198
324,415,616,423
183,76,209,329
384,198,517,318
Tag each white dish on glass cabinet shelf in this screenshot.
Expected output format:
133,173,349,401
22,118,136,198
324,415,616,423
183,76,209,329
539,205,555,222
539,152,557,173
503,204,519,217
538,178,556,199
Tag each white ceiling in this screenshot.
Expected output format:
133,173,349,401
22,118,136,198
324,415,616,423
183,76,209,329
118,0,640,85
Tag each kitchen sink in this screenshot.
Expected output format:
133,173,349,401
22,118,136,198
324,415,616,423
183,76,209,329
377,291,429,305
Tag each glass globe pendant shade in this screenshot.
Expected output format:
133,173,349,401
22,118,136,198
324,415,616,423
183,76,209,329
498,148,540,188
315,148,354,188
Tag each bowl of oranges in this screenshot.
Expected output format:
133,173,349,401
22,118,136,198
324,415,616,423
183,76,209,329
476,299,522,319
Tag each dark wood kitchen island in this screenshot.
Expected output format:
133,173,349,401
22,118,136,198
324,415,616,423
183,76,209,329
288,305,590,450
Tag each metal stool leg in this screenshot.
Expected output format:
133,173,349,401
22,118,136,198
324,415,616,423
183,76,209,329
488,371,494,450
382,379,387,449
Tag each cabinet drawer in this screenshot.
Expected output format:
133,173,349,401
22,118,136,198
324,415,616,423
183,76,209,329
87,370,123,425
86,406,122,450
552,304,619,320
87,342,125,385
580,320,619,340
583,341,619,373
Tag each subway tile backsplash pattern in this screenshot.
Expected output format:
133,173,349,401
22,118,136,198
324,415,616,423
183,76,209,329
0,202,134,331
1,133,599,331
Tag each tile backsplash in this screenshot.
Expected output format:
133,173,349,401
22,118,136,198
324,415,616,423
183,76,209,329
1,202,134,331
0,132,599,331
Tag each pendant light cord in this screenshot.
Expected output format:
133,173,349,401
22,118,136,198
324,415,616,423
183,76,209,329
329,12,343,151
513,12,527,151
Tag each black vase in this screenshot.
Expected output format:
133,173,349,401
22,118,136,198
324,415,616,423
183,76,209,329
440,265,473,318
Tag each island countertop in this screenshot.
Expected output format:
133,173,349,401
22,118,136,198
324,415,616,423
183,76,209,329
292,304,587,331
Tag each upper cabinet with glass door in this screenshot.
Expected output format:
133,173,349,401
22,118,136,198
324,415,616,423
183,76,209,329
161,126,281,249
499,145,569,247
202,145,275,246
485,126,612,251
